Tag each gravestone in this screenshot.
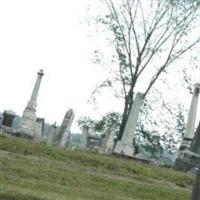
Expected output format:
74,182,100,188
34,118,45,142
2,110,16,127
1,110,17,134
87,133,102,151
114,92,144,157
102,124,116,154
80,125,89,149
47,123,57,145
56,109,75,148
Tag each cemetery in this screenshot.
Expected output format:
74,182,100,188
1,69,200,171
0,72,199,160
0,69,200,199
1,0,200,198
0,67,200,200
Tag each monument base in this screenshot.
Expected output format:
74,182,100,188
174,150,200,172
114,141,135,157
17,127,34,140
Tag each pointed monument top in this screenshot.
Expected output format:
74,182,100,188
38,69,44,76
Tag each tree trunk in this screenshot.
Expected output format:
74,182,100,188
118,91,133,140
118,107,129,140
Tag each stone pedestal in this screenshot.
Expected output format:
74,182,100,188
114,141,135,157
114,92,144,157
19,69,44,138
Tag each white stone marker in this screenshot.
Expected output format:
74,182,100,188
57,109,75,148
80,125,89,149
114,92,144,157
19,69,44,138
180,83,200,150
34,118,44,142
102,125,117,154
47,123,57,145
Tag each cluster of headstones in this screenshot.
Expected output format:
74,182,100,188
79,124,117,154
2,69,200,167
0,70,118,153
0,108,72,146
0,67,149,157
0,69,151,157
0,108,118,153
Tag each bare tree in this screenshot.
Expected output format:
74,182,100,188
92,0,200,139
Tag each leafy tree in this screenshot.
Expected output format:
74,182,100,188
78,92,186,159
90,0,200,140
77,112,121,135
135,89,187,159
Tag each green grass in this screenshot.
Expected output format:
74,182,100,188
0,134,195,200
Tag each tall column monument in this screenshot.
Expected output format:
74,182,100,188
174,83,200,171
180,83,200,151
114,92,144,157
19,69,44,138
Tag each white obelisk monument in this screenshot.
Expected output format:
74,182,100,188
179,83,200,150
19,69,44,138
114,92,144,157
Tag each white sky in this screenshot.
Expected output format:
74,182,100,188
0,0,123,132
0,0,200,134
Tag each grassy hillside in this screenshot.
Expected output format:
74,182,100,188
0,134,195,200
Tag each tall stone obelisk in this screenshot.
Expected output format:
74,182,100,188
174,83,200,171
179,83,200,151
114,92,144,157
19,69,44,138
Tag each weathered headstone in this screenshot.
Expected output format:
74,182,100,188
87,134,102,151
19,69,44,139
56,109,75,148
1,110,17,134
2,110,16,127
34,118,45,142
114,92,144,157
80,125,89,149
47,123,57,145
102,124,116,154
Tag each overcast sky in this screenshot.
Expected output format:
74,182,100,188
0,0,123,132
0,0,200,134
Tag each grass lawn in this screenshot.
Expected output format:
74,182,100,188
0,134,195,200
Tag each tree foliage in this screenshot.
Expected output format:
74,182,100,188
92,0,200,139
77,112,121,134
